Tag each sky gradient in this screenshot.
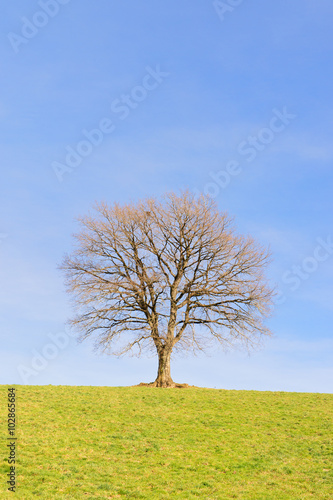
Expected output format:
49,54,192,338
1,1,332,392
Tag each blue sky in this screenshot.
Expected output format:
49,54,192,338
1,0,332,392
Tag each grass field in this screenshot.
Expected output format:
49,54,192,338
1,385,332,499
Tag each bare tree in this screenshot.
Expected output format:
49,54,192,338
60,191,274,387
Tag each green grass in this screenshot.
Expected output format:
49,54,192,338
1,385,332,499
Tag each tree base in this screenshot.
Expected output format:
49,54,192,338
134,382,190,388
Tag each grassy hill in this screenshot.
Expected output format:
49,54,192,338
1,385,332,499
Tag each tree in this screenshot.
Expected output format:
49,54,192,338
60,191,274,387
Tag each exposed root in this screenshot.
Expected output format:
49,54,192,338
133,382,191,389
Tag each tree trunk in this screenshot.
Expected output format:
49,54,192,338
153,347,175,387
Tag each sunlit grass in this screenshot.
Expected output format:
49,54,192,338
1,385,332,498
